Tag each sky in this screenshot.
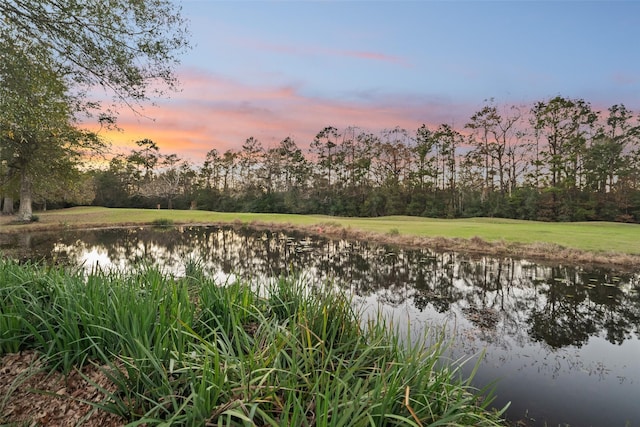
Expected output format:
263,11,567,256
103,0,640,163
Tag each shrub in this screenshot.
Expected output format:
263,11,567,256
151,218,174,228
388,227,400,236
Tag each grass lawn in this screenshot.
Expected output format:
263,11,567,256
357,215,640,254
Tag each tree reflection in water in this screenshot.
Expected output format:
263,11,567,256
2,225,640,427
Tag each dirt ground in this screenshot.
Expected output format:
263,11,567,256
0,351,126,426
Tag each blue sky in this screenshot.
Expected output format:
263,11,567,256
110,0,640,161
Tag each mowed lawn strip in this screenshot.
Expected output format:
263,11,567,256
5,206,640,255
353,216,640,254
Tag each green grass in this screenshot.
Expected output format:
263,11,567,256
0,258,508,426
361,216,640,253
22,206,640,255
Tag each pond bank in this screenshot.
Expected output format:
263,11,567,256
243,220,640,270
2,207,639,270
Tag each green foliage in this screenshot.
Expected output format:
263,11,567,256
0,0,189,220
0,1,190,107
0,259,507,426
0,36,104,220
89,94,640,225
151,218,174,228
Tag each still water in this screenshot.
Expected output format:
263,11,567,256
2,225,639,427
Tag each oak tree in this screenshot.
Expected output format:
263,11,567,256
0,40,101,220
0,0,189,113
0,0,190,219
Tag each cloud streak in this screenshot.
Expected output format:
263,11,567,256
97,67,478,163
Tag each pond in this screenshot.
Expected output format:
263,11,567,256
2,225,639,427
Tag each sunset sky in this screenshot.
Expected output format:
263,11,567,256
104,0,640,163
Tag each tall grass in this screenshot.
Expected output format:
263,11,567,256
0,258,507,426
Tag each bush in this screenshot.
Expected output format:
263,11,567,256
151,218,174,228
388,227,400,236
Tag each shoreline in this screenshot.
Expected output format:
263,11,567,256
2,214,639,271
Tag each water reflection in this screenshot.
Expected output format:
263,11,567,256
2,226,639,427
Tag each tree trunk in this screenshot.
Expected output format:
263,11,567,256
17,169,33,221
2,196,14,215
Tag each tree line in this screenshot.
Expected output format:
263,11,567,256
89,96,640,222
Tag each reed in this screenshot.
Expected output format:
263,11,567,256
0,258,507,426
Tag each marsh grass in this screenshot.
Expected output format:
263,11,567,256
0,258,507,426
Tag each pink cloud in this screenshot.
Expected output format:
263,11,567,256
94,67,474,163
